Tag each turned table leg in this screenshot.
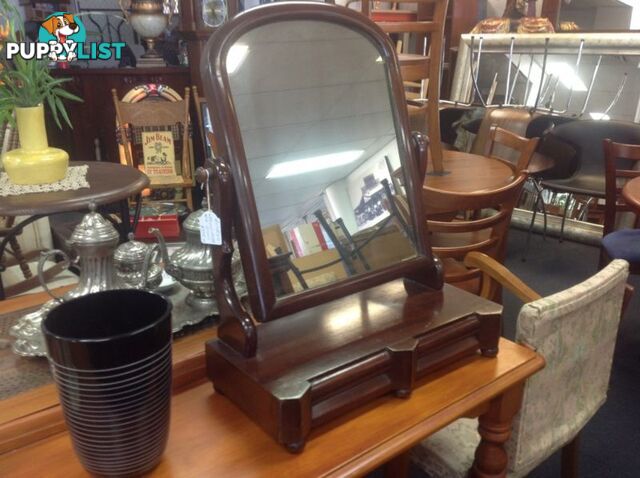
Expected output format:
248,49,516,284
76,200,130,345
469,383,525,478
384,451,410,478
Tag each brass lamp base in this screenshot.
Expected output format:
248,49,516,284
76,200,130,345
137,56,167,67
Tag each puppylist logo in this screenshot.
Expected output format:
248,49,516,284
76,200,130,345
5,12,124,63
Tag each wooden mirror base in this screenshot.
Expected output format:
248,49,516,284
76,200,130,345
206,281,502,452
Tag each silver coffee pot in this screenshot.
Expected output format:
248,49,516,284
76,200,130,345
152,205,246,312
114,233,163,290
10,203,121,357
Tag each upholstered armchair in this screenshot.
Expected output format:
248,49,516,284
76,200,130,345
411,253,630,478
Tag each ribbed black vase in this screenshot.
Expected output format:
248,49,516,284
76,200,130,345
42,290,173,477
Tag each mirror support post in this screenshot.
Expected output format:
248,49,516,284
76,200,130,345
196,159,258,358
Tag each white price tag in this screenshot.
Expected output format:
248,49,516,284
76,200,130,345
199,210,222,245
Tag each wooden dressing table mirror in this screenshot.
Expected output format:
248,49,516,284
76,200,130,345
197,2,502,452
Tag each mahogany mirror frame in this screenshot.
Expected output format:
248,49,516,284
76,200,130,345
200,3,441,344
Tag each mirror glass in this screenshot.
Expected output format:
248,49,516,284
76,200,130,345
226,20,417,298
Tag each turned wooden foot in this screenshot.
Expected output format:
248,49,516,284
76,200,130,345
469,383,525,478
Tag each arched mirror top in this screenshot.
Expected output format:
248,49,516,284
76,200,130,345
201,2,440,324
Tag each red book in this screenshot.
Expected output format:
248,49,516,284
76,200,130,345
311,221,328,250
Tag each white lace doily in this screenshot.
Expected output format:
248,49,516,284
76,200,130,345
0,165,90,197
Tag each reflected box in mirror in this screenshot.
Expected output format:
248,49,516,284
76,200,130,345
198,1,501,452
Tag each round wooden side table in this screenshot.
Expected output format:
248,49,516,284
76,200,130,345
0,161,149,299
622,176,640,214
423,150,515,194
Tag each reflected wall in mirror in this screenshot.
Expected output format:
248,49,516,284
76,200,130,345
226,20,418,299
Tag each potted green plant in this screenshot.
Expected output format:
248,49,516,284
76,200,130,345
0,0,82,185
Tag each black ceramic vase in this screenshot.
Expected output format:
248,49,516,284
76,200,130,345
42,289,173,477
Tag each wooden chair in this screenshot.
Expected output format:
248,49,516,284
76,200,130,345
112,87,195,210
361,0,449,173
425,173,527,300
412,252,631,478
485,125,539,175
600,139,640,272
313,210,371,277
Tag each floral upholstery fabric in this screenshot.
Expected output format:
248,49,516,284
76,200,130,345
412,259,629,478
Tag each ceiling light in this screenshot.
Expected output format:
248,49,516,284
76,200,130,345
266,150,364,179
227,44,249,74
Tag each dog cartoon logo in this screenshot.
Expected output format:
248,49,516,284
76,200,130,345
6,12,122,63
38,12,86,62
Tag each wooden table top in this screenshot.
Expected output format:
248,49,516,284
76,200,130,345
0,161,149,216
0,336,543,478
622,176,640,213
424,150,515,194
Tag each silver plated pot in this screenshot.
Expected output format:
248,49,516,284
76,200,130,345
152,206,246,312
114,233,163,291
10,203,121,357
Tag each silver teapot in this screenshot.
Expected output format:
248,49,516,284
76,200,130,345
151,205,246,311
114,233,163,290
10,203,121,357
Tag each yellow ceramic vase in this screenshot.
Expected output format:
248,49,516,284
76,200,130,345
2,105,69,185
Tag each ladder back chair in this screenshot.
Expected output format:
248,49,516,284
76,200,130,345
425,172,527,301
361,0,449,173
112,87,195,210
486,125,539,175
600,139,640,273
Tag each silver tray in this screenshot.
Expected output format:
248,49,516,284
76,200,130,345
161,283,218,334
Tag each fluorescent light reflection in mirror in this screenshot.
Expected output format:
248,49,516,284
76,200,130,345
227,44,249,74
266,150,364,179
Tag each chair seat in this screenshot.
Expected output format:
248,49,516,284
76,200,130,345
411,418,479,478
602,229,640,263
541,174,605,197
411,417,532,478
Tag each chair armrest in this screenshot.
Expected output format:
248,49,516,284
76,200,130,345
463,251,541,303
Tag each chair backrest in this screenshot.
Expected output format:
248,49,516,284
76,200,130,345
426,172,527,284
361,0,448,173
603,139,640,236
471,107,534,156
549,120,640,187
506,259,629,476
485,125,539,175
112,86,194,208
468,107,562,176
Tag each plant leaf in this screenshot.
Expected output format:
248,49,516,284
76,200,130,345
46,94,61,129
